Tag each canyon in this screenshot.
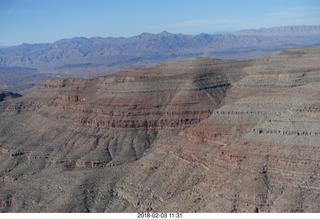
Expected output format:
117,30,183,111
0,46,320,212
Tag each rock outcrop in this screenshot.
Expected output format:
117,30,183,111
0,47,320,212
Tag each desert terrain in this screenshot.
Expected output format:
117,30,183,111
1,25,320,94
0,46,320,212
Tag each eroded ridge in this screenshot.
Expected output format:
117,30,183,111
1,48,320,212
32,58,244,130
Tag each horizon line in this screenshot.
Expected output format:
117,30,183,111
1,24,320,47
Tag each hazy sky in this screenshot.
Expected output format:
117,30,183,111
0,0,319,46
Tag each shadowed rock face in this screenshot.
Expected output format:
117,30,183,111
1,47,320,212
0,91,22,102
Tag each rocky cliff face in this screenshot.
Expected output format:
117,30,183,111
0,47,320,212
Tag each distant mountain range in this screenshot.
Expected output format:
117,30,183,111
234,25,320,35
0,25,320,93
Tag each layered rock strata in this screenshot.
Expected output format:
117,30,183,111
0,48,320,212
